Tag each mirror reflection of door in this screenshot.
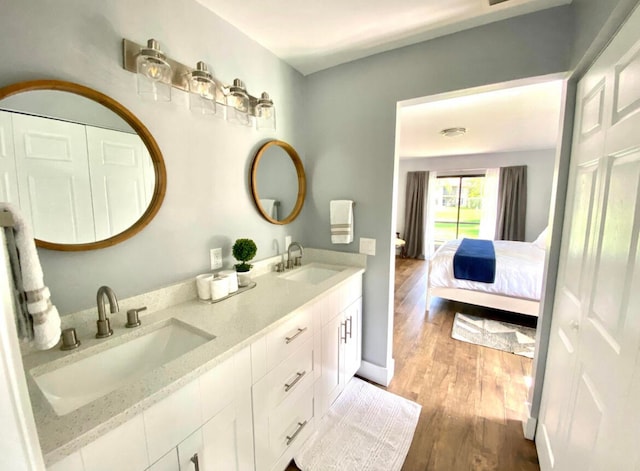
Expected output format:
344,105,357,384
0,87,157,246
255,146,299,221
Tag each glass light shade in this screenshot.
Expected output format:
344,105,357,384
226,78,250,126
255,92,276,130
136,39,171,102
189,61,219,117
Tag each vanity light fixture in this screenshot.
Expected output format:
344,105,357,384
122,38,276,130
188,61,219,117
226,78,251,126
440,127,467,137
255,92,276,130
135,39,172,102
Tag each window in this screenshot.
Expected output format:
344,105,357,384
434,175,485,244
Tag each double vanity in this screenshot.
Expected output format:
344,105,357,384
22,249,366,471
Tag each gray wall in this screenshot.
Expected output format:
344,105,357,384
396,149,557,243
0,0,306,314
301,8,573,369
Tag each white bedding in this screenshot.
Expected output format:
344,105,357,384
429,239,545,301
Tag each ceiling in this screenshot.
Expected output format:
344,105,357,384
195,0,571,75
398,80,564,158
196,0,568,157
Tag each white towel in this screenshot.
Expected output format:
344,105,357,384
0,203,61,350
260,198,279,219
330,200,354,244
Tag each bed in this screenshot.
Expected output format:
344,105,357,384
427,235,546,317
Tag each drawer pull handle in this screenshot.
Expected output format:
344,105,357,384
286,420,308,446
341,321,347,343
347,315,353,339
190,453,200,471
285,327,308,344
284,370,307,392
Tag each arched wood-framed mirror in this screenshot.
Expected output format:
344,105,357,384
250,140,306,224
0,79,167,251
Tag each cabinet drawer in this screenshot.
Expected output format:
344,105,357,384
265,307,313,371
254,338,314,411
255,384,315,471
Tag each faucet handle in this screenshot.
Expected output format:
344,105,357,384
126,306,147,328
60,328,81,351
294,256,302,267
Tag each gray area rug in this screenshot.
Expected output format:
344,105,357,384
295,377,421,471
451,312,536,358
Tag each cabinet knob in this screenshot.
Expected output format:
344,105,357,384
570,320,580,332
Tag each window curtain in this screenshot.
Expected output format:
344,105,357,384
479,168,500,240
425,171,438,258
404,171,428,259
495,165,527,241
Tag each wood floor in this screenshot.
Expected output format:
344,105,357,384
288,257,539,471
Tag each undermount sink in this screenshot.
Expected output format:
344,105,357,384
279,263,342,284
31,319,214,416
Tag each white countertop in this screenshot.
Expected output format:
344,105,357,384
22,256,365,465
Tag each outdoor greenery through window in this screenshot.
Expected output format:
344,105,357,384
434,175,485,244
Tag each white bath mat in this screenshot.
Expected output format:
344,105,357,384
451,312,537,358
294,377,421,471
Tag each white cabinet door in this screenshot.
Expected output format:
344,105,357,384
201,392,254,471
0,111,20,206
85,126,151,240
319,311,346,414
343,297,362,381
11,113,95,243
537,6,640,470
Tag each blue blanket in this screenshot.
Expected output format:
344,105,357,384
453,238,496,283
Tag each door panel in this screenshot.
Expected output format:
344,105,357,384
11,113,95,243
537,7,640,470
85,126,149,240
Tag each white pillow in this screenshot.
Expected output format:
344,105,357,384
533,227,548,250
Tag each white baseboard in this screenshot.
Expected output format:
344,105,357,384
523,415,537,440
357,359,395,386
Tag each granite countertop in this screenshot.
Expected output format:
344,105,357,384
22,253,365,465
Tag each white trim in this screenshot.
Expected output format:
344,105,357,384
357,359,395,386
522,415,537,440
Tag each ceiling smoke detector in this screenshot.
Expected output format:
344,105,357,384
440,127,467,137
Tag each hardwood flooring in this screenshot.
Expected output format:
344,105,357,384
287,257,539,471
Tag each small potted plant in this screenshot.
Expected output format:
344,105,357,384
232,238,257,286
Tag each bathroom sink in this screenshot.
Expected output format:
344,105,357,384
279,264,342,284
31,319,214,416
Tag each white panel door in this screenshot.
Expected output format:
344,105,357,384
537,6,640,470
85,127,150,240
11,113,95,243
0,111,20,206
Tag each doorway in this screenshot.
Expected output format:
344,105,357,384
392,73,569,439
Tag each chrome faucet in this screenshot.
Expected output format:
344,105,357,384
287,242,304,269
96,285,119,338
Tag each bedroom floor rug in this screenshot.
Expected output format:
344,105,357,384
294,377,421,471
451,312,536,358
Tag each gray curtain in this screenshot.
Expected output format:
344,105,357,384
496,165,527,241
404,171,428,259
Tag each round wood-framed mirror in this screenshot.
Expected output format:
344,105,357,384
250,140,306,224
0,79,167,251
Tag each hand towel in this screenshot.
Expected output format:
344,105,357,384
330,200,354,244
260,198,279,219
0,203,61,350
